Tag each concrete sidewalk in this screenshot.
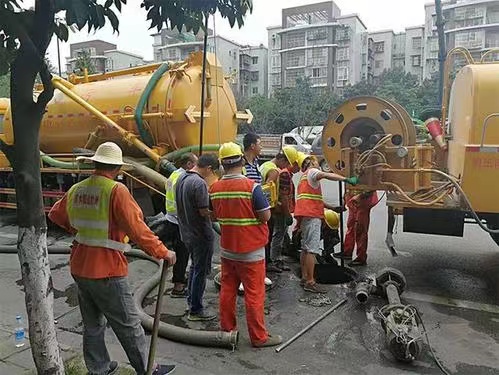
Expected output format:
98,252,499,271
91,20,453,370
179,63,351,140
0,213,218,374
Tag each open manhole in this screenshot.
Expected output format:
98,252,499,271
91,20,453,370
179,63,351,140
314,264,357,284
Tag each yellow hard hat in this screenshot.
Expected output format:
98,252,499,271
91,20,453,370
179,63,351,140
324,209,340,229
296,152,309,169
282,146,298,164
219,142,243,161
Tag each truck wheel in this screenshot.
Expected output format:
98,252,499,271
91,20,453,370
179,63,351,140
320,159,331,172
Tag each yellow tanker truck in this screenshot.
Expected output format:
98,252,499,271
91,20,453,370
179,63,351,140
0,52,252,212
321,47,499,246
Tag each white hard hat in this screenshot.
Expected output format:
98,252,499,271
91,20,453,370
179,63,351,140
76,142,130,166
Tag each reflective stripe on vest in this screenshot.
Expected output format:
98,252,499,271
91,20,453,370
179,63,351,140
210,176,269,253
294,170,324,218
165,169,183,215
67,175,130,252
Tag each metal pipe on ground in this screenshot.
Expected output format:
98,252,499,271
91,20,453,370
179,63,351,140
0,246,238,349
354,281,372,304
385,284,401,305
275,298,348,353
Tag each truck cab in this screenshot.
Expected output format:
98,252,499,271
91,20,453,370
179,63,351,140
281,132,311,153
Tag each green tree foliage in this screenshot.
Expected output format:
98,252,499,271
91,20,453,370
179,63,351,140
243,77,342,134
243,70,440,134
342,79,377,98
73,49,96,75
374,68,421,115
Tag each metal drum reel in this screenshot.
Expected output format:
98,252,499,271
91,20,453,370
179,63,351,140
321,96,431,192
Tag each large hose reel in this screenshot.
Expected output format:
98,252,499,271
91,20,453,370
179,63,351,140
321,97,433,193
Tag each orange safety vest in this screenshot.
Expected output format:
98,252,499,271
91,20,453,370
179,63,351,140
294,169,324,218
210,176,269,253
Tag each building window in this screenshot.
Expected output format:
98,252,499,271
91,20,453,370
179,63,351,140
412,37,422,50
306,48,327,66
337,67,349,81
285,69,304,87
374,41,384,53
455,31,483,49
486,32,499,48
454,6,485,21
429,37,439,52
271,73,281,86
336,47,349,61
393,59,404,68
411,55,421,67
286,32,306,49
271,55,281,68
307,28,327,41
74,47,96,57
252,87,258,94
286,50,305,67
375,60,383,69
252,56,258,64
336,28,350,41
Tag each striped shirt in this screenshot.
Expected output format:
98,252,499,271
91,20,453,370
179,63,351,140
243,157,262,184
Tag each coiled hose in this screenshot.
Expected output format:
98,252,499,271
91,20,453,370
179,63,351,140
0,246,237,349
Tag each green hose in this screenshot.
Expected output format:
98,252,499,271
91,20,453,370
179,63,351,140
164,144,221,161
135,63,170,147
40,152,93,170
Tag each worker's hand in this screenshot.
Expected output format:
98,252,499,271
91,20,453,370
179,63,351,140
164,250,177,266
332,206,346,213
345,176,359,185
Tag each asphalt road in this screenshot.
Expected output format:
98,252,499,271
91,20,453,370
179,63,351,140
0,179,498,374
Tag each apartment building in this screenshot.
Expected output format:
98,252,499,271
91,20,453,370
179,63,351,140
66,40,145,74
368,30,395,81
405,26,425,79
368,26,425,82
424,0,499,78
267,1,368,96
240,45,268,97
152,28,267,98
336,14,369,89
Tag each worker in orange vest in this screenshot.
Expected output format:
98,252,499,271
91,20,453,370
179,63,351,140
294,153,358,293
210,142,282,348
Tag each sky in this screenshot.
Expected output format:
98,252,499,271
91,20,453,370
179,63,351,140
45,0,430,70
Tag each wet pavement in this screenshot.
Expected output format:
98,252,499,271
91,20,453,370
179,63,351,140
0,178,498,374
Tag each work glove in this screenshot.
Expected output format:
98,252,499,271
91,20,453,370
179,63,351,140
345,176,359,185
285,215,294,226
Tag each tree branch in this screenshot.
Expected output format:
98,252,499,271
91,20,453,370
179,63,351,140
36,61,54,111
0,138,15,165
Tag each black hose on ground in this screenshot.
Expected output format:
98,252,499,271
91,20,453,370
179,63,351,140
0,245,238,349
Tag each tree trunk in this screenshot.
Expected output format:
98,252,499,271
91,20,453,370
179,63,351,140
10,48,64,375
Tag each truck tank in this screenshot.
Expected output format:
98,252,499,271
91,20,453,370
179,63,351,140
1,52,241,159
